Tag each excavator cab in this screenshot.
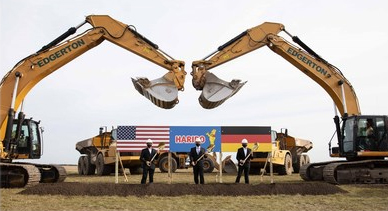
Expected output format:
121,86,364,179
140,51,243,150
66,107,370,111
1,116,66,188
337,115,388,159
5,118,42,159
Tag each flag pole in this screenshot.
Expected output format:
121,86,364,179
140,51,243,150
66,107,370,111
115,150,119,184
118,153,128,182
219,151,223,183
168,152,172,184
270,152,274,184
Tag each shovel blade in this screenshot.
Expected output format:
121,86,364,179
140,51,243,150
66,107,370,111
199,72,246,109
132,77,179,109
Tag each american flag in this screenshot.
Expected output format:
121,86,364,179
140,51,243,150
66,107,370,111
116,126,170,152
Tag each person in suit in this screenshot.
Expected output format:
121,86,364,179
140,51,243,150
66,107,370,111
235,138,253,184
189,138,207,184
140,139,159,184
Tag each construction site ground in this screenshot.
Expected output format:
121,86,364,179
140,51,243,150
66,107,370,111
21,165,345,196
2,165,388,211
20,181,346,196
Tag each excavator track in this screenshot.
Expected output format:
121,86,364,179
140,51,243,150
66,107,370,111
32,163,67,183
0,162,67,188
0,162,41,188
322,160,388,184
299,161,338,181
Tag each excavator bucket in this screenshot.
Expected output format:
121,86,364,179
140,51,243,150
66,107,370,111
222,155,238,173
199,72,247,109
132,76,179,109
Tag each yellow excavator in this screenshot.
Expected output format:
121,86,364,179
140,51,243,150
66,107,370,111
192,22,388,184
0,15,186,188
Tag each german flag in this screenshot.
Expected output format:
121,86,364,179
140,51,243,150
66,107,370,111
221,126,272,152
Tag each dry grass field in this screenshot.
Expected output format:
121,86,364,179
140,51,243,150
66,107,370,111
1,165,388,211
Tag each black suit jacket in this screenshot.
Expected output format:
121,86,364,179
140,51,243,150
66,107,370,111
236,147,252,166
189,146,207,167
140,148,159,169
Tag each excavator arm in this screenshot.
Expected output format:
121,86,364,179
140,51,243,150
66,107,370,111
191,22,360,117
0,15,186,141
193,22,388,185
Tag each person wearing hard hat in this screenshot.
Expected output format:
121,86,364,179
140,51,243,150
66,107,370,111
235,138,253,184
140,139,160,184
189,137,207,184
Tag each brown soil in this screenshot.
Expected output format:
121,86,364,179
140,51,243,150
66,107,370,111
19,182,347,196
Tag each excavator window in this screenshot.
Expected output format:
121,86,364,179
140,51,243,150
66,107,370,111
10,120,41,157
30,121,41,158
18,129,28,148
11,125,29,153
356,118,379,151
342,120,355,153
375,118,387,150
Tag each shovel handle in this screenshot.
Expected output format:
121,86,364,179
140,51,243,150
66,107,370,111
239,151,253,166
146,150,160,166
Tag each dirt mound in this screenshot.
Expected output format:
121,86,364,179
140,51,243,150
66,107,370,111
19,182,346,196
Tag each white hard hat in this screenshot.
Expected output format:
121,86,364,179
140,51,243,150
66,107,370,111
241,139,248,144
146,139,153,144
195,137,201,143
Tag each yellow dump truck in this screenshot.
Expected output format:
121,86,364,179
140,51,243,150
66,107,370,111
250,129,313,175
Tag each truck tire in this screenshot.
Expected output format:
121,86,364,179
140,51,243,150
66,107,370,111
78,156,85,175
203,157,215,173
278,153,293,175
293,155,306,173
83,155,96,175
158,156,177,173
96,153,113,176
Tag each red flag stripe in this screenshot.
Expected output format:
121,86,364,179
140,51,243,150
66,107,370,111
136,130,169,133
221,134,271,143
136,126,170,128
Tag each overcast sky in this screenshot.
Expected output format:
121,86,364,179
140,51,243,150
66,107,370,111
1,0,387,165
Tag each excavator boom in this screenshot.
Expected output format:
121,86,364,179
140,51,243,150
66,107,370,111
1,15,186,139
0,15,186,188
192,22,360,116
